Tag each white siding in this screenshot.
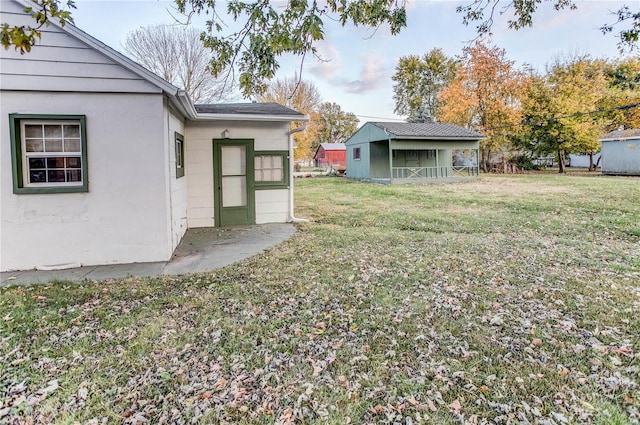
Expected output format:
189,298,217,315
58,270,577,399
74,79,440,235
0,92,172,271
165,106,188,251
185,120,291,227
0,1,160,94
256,189,289,223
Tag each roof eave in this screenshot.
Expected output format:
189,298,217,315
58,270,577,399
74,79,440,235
599,136,640,142
386,136,485,141
192,113,309,122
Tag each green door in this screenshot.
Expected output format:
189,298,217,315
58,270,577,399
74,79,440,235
213,139,255,227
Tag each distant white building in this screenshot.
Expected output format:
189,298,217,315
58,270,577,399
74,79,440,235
599,129,640,176
0,0,306,272
568,153,601,168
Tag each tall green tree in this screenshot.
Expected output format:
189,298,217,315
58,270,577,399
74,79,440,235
603,56,640,130
315,102,359,146
518,55,610,173
257,74,321,161
392,49,459,122
438,40,527,171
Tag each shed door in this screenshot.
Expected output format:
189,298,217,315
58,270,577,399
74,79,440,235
213,139,255,226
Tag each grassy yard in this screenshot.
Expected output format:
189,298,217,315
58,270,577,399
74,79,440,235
1,175,639,424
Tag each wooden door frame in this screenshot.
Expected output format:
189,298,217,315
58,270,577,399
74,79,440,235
213,139,255,227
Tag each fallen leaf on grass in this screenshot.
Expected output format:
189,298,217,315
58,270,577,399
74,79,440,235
449,399,462,414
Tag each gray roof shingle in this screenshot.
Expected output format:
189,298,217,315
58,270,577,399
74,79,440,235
370,122,484,139
319,143,346,150
600,128,640,140
194,102,304,117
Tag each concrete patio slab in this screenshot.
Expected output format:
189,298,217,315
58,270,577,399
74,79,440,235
1,223,296,287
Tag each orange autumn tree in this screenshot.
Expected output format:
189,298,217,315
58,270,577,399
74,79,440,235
438,40,528,172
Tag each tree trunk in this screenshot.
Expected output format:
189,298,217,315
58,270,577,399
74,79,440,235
588,153,594,171
482,149,488,173
557,150,566,174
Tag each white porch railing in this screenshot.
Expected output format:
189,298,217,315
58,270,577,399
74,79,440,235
392,166,478,179
451,166,479,177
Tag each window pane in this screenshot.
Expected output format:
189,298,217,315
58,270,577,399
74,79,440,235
64,125,80,138
176,142,183,165
45,139,63,152
25,140,44,152
255,169,264,182
273,168,283,182
47,157,65,169
254,156,262,170
44,125,62,138
64,139,81,152
221,146,246,176
29,170,46,183
273,156,282,168
47,170,66,182
25,125,43,138
222,176,247,207
28,157,46,169
66,157,82,168
66,170,82,182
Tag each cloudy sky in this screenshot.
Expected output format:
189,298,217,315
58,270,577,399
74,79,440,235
71,1,635,123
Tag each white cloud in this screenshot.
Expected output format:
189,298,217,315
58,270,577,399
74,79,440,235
309,40,343,80
339,54,391,94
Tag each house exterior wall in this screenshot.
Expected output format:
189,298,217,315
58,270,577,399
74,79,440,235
601,139,640,175
314,145,326,166
165,104,188,252
185,120,291,227
325,150,346,168
0,0,161,94
0,92,173,271
370,142,389,179
345,126,385,179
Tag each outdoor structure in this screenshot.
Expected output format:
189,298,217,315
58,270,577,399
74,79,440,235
345,122,484,183
599,129,640,176
568,153,601,168
0,0,306,272
313,143,346,168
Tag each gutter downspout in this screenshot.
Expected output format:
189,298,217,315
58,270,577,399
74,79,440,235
289,123,309,222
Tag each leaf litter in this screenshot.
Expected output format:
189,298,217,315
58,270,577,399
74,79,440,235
1,175,639,424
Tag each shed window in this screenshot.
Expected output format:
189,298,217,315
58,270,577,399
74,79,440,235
353,147,361,160
175,132,185,178
10,114,88,194
254,151,289,189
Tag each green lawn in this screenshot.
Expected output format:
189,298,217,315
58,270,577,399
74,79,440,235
1,175,639,424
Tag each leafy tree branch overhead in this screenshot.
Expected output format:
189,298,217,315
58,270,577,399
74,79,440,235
1,0,638,96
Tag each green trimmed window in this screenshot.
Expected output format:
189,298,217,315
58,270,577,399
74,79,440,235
254,151,289,189
175,132,185,178
10,114,88,194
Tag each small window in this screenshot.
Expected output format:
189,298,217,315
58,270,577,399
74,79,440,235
10,114,88,194
254,151,289,189
175,132,185,178
353,147,361,160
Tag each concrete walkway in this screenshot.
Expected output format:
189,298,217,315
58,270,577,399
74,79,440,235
0,224,296,286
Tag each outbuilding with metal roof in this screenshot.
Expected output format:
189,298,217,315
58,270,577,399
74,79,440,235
344,122,485,183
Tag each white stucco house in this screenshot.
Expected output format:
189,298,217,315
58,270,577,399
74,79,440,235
0,0,307,272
